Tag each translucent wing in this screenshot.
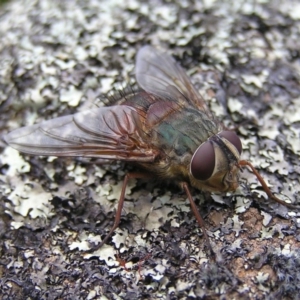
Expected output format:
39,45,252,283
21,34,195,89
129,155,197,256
136,46,209,111
4,106,157,162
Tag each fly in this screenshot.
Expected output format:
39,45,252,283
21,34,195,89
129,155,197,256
3,46,295,254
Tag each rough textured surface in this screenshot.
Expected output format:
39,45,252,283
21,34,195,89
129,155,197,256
0,0,300,299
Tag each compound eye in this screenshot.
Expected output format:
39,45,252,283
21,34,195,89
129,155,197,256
219,131,242,154
190,141,215,181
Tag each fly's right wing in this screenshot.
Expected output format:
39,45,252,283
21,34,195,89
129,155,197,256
136,46,210,112
4,106,157,162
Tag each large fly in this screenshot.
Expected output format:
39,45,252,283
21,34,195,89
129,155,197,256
4,46,295,254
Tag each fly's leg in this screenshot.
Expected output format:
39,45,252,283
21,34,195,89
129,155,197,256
239,160,297,209
87,172,151,253
182,182,215,258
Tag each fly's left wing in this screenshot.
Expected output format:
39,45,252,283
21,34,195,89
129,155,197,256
136,46,209,112
4,106,157,162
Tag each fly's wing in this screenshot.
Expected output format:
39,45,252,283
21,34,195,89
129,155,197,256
4,106,157,162
136,46,209,111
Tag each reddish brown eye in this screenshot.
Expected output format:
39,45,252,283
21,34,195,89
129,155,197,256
219,131,242,154
191,141,215,181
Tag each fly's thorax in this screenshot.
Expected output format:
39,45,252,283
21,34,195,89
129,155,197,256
189,131,243,192
150,107,221,160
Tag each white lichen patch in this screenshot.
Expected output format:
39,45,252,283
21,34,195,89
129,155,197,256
2,148,31,176
67,163,88,185
261,211,272,226
6,179,53,219
7,259,24,269
176,280,192,292
228,97,243,113
145,205,174,231
11,221,25,229
259,146,289,175
60,86,83,107
94,165,107,179
69,231,104,252
255,272,270,292
120,192,176,233
107,179,133,201
84,244,118,267
258,111,281,140
100,77,115,94
283,98,300,125
232,215,244,237
235,196,251,213
282,243,291,255
242,73,268,89
43,165,56,181
283,127,300,155
111,229,129,249
260,224,285,240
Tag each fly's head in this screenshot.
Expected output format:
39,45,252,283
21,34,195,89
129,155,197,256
189,131,243,193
